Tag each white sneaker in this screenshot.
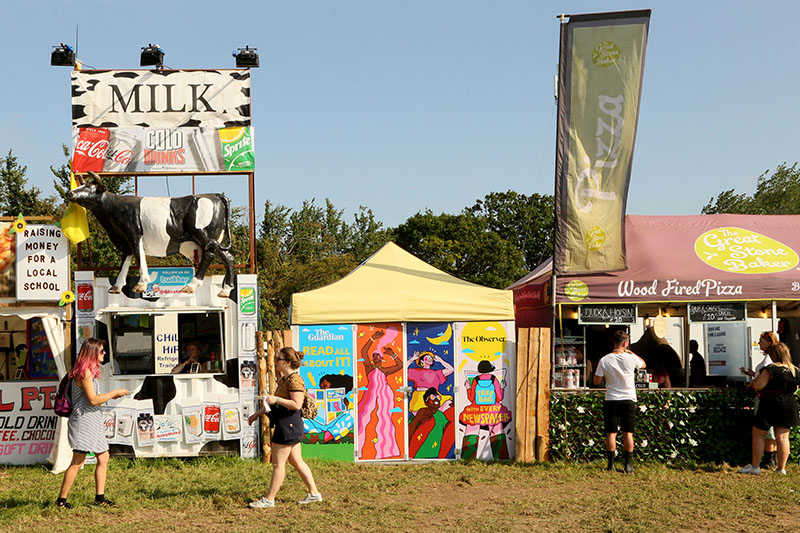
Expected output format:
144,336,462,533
297,493,322,504
776,468,787,475
249,497,275,508
737,464,761,475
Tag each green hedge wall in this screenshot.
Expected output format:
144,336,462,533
548,389,800,465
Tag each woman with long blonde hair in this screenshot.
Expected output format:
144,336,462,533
56,339,129,508
738,342,800,475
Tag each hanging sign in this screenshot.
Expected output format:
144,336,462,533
15,225,69,301
688,302,746,323
578,304,637,324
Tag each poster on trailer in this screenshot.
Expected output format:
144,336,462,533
405,322,456,459
355,323,404,461
295,324,355,461
454,321,516,460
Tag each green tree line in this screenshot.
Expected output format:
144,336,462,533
1,148,554,329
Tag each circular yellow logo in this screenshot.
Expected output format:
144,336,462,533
592,40,621,67
585,225,606,251
694,227,799,274
564,280,589,302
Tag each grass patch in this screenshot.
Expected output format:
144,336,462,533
1,457,800,532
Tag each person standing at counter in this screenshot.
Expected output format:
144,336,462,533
740,331,779,468
56,338,129,508
738,342,800,475
593,331,646,474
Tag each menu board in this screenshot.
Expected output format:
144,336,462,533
578,304,637,325
688,303,746,323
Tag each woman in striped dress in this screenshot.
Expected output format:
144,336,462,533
56,339,129,509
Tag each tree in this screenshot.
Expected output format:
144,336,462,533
0,149,59,216
392,210,527,289
468,190,554,271
702,163,800,215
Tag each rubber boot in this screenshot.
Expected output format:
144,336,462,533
606,450,616,471
461,434,479,459
623,451,635,474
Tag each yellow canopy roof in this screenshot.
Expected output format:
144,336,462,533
291,242,515,325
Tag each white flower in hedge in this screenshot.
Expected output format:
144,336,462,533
558,424,567,432
668,421,674,429
689,438,698,447
670,451,678,459
688,406,696,413
640,439,648,447
587,439,595,447
639,404,648,412
681,438,686,444
577,406,585,414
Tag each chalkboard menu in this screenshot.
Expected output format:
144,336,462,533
688,302,747,323
578,304,638,325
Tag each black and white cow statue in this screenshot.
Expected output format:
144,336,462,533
66,171,235,298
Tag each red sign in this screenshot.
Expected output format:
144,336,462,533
73,128,109,172
204,404,220,433
77,283,93,311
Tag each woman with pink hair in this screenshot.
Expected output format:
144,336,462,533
55,339,129,509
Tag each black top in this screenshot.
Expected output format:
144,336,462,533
761,364,800,395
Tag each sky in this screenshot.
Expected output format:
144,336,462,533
1,1,799,231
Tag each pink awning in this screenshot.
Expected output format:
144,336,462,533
555,214,800,304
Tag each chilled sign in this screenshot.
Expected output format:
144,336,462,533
578,304,638,325
688,302,746,323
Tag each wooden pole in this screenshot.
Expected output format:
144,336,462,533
534,327,551,462
256,330,271,463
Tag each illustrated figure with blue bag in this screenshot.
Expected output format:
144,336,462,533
459,359,512,460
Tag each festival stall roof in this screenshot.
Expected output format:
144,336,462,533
552,214,800,304
291,242,515,325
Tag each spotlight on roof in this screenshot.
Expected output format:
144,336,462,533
51,43,75,66
140,43,164,68
233,46,259,68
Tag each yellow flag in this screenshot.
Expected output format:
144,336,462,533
61,172,90,244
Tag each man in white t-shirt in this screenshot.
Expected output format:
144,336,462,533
593,330,646,473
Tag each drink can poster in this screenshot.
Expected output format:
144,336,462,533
203,401,221,440
111,407,136,446
295,324,355,461
136,408,156,447
355,323,405,461
181,404,204,444
406,322,456,460
454,321,516,461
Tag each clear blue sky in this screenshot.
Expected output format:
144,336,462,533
1,1,798,230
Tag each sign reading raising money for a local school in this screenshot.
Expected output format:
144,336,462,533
15,225,69,301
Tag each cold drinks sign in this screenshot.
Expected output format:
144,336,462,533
15,225,69,301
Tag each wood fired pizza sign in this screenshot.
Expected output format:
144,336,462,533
694,227,799,274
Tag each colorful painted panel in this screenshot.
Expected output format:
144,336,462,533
455,321,516,460
296,325,355,461
406,322,456,459
356,323,405,461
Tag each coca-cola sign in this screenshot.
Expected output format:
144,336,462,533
72,128,109,172
77,283,93,312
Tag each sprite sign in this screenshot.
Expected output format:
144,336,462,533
218,127,255,171
239,287,256,315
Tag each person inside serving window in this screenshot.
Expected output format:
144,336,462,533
171,342,204,374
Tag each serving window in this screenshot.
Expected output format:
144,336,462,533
110,309,226,376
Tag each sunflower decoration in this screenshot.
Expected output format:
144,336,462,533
9,214,26,235
59,291,75,307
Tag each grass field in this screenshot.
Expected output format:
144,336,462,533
2,456,800,532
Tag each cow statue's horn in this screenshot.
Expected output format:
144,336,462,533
87,171,104,184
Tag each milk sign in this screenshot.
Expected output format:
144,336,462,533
16,225,69,301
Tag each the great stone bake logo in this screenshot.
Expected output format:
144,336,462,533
694,227,799,274
592,40,621,67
